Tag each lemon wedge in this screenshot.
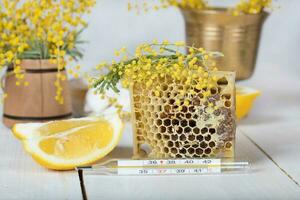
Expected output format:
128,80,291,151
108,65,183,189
236,86,260,120
12,114,123,170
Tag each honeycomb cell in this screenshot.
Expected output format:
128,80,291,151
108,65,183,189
193,114,199,119
201,127,208,134
159,112,168,119
172,119,179,126
196,134,203,141
174,141,181,148
176,126,183,134
225,101,231,108
200,141,208,148
185,113,192,119
188,135,196,141
163,147,169,153
171,134,178,141
222,94,231,100
163,134,170,140
181,106,188,113
161,84,168,91
170,147,178,154
189,120,197,127
169,98,175,104
187,147,195,154
143,117,148,123
133,96,140,101
176,154,183,158
180,120,188,127
210,87,218,95
167,141,174,147
146,97,151,103
193,98,201,106
163,119,171,126
193,127,200,134
175,112,182,119
204,135,211,141
204,148,212,154
149,118,154,125
217,77,228,85
179,148,187,154
167,126,174,133
209,141,216,148
179,134,187,141
156,119,162,126
155,133,162,140
164,105,172,113
184,127,191,133
226,142,232,148
160,126,166,133
189,106,196,112
196,148,204,155
209,128,216,134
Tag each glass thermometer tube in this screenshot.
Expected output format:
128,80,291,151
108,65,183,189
76,159,250,176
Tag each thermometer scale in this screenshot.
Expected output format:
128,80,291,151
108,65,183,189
76,159,250,176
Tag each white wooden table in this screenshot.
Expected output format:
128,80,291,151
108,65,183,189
0,64,300,200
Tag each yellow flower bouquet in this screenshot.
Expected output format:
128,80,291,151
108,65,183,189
0,0,95,127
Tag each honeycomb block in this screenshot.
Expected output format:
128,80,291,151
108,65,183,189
131,71,236,159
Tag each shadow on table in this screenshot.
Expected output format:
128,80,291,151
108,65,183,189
93,146,133,165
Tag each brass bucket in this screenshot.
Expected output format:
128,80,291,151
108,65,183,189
181,7,269,80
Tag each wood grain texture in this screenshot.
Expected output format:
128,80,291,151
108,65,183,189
82,127,300,200
0,122,82,200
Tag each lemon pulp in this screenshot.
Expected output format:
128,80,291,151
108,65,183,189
39,121,113,159
37,120,99,137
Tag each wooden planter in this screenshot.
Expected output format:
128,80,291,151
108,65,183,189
3,60,72,128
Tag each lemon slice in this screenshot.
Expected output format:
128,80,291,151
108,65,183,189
236,86,260,120
12,114,123,170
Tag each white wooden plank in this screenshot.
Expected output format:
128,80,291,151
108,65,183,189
83,126,300,200
240,122,300,186
238,62,300,185
0,122,82,200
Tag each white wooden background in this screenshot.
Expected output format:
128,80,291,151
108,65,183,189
1,0,300,199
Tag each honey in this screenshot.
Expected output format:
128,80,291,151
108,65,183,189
131,71,236,159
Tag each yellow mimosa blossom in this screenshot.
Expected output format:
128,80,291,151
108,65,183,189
233,0,272,15
129,0,272,15
92,42,225,113
0,0,96,103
